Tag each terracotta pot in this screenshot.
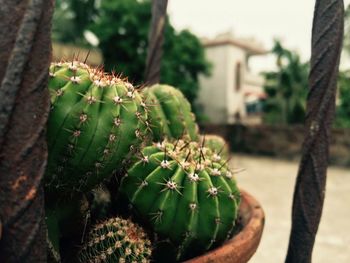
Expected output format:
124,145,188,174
184,190,265,263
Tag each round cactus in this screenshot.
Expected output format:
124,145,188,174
119,139,240,260
202,134,229,159
79,217,152,263
142,84,199,141
45,61,148,193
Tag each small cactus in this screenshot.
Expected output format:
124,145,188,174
142,84,199,141
119,139,240,260
79,217,152,263
202,135,229,159
45,61,148,193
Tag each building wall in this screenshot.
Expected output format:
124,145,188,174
198,45,230,123
198,44,254,124
226,45,247,123
198,42,266,125
244,72,265,93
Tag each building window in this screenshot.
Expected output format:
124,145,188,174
235,62,241,91
246,100,263,114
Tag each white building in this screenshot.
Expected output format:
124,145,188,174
197,32,267,124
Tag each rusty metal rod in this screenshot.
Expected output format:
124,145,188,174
144,0,169,85
0,0,54,262
285,0,344,262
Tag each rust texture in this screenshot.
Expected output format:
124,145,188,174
0,0,54,262
286,0,344,262
144,0,168,85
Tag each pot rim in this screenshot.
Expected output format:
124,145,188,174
183,189,265,263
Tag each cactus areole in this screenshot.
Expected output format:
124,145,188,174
45,61,148,193
142,84,199,141
120,139,241,260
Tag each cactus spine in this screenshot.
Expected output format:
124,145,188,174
46,61,148,193
79,217,152,263
120,139,240,260
142,84,199,141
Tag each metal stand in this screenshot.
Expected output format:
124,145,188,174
0,1,54,262
286,1,344,262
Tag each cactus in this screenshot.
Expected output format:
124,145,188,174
119,139,240,260
79,217,152,263
142,84,199,141
45,61,148,193
46,194,89,261
202,135,229,159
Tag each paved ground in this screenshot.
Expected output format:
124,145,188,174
230,155,350,263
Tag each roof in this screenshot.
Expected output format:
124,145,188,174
202,32,268,56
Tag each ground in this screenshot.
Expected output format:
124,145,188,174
231,154,350,263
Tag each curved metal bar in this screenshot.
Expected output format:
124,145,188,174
286,1,344,262
144,0,169,85
0,0,54,262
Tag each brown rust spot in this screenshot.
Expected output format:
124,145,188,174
25,187,37,201
11,175,27,190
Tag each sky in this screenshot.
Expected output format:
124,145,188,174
168,0,350,72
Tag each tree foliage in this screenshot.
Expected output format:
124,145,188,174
335,71,350,128
52,0,98,45
90,0,152,80
335,4,350,128
161,28,210,103
263,41,309,125
343,4,350,56
52,0,210,104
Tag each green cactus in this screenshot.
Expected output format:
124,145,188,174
46,194,89,261
202,135,229,159
142,84,199,141
79,217,152,263
119,139,240,260
45,61,148,193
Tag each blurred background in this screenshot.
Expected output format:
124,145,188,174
52,0,350,262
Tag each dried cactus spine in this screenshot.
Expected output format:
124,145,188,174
120,139,240,260
79,217,152,263
142,84,199,141
46,61,148,193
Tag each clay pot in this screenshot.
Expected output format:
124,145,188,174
184,190,265,263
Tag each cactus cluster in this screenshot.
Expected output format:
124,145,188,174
120,139,240,260
142,84,199,141
79,217,152,263
44,60,240,262
45,61,148,193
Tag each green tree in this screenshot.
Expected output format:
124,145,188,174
263,41,309,125
90,0,210,103
161,28,210,103
90,0,152,81
52,0,210,104
335,4,350,128
52,0,97,45
335,71,350,128
343,4,350,55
